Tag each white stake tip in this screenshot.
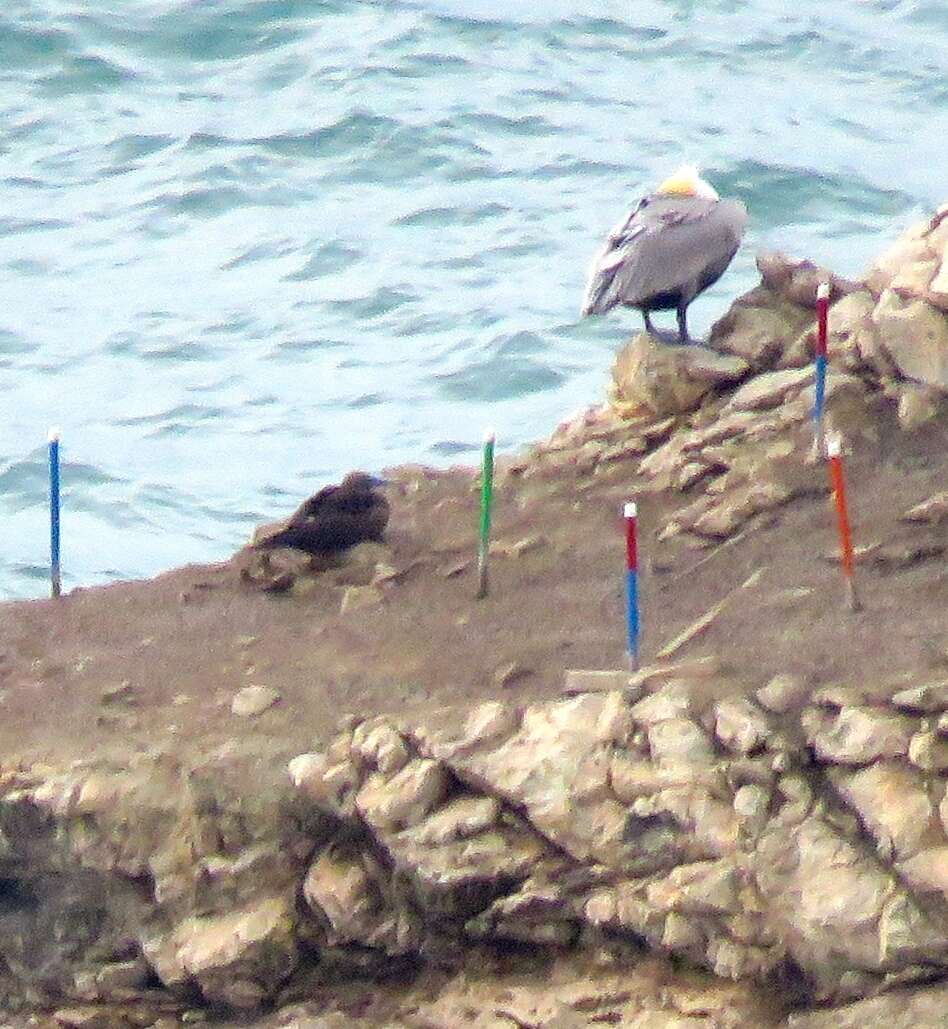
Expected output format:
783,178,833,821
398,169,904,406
817,282,831,301
624,502,637,519
826,436,842,458
483,428,496,444
47,427,61,443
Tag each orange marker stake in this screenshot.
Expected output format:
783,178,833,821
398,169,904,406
826,436,860,611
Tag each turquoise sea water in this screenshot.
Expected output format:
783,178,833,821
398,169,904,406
1,0,946,598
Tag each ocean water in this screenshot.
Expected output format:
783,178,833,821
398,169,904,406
1,0,946,599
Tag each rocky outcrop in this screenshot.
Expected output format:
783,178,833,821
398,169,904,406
788,980,948,1029
283,676,948,1005
591,213,948,549
0,745,316,1016
8,668,948,1018
610,336,750,419
610,209,948,409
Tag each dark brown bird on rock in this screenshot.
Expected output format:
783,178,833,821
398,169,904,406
254,472,390,555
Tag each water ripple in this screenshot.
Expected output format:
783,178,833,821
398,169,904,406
38,54,137,96
283,242,362,281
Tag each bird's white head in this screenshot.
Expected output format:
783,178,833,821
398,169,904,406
655,165,719,200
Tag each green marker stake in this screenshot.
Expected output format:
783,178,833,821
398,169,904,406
476,429,495,599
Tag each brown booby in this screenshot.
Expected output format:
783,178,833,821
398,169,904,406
581,165,747,343
254,472,389,555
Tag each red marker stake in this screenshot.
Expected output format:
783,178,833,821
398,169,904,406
826,436,860,612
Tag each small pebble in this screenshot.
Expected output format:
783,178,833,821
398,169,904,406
232,684,281,718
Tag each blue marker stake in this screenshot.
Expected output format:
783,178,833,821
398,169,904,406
49,427,61,598
624,502,639,670
813,282,830,457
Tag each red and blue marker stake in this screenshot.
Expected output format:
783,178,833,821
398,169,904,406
624,502,640,670
813,282,830,456
48,427,61,598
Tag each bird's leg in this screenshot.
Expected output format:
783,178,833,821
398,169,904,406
676,304,692,345
643,310,682,345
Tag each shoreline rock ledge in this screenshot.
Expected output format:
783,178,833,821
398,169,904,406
4,671,948,1025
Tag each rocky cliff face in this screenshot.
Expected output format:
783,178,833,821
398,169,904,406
287,672,948,996
2,206,948,1028
7,669,948,1026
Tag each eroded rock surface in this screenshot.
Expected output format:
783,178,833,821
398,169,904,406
7,670,948,1019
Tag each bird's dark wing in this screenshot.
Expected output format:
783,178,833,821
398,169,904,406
328,490,383,516
289,483,341,523
582,196,744,314
625,198,745,307
581,200,651,316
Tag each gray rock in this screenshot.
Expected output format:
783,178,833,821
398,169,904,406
351,720,411,776
645,859,739,916
733,784,770,831
461,700,520,747
865,219,935,295
897,847,948,894
756,673,810,714
897,383,943,430
773,775,814,826
440,693,637,867
714,697,771,754
583,883,665,942
908,730,948,772
796,370,868,411
710,283,815,369
407,794,500,845
391,827,547,919
647,718,716,769
878,890,948,965
288,752,359,819
931,257,948,311
706,937,776,981
787,980,948,1028
688,480,793,539
232,685,281,718
661,910,705,952
610,334,747,419
873,288,948,393
722,366,813,413
783,289,878,371
303,844,415,954
630,682,696,725
464,885,578,946
900,494,948,526
94,958,150,994
355,759,450,831
145,897,298,1009
802,705,915,764
754,814,895,983
831,761,938,861
609,753,723,802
